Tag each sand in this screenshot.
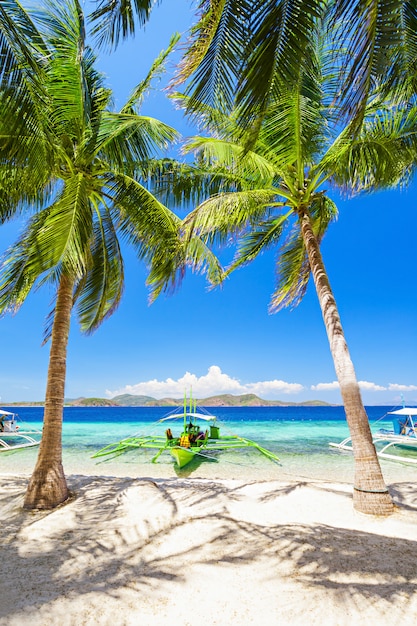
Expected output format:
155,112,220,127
1,473,417,626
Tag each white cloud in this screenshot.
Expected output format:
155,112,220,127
311,381,340,391
311,380,387,392
388,383,417,391
245,380,304,396
358,381,387,392
106,365,304,399
107,368,416,401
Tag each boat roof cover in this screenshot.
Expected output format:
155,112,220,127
0,410,14,416
388,408,417,416
159,412,215,423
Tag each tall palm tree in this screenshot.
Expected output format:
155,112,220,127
162,49,417,515
0,0,219,510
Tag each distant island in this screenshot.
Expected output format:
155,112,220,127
4,393,332,407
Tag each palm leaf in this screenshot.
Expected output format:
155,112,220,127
329,105,417,192
269,227,310,312
269,194,337,312
227,209,293,273
32,175,93,281
74,201,124,333
235,0,326,134
184,136,277,185
97,113,178,168
147,228,225,301
108,173,181,264
183,188,280,246
146,158,254,207
174,0,247,113
121,33,181,113
89,0,159,48
333,0,413,125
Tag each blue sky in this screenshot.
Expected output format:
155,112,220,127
0,1,416,406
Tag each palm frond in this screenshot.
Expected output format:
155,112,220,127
0,0,47,89
184,136,277,186
97,113,178,168
269,228,310,312
255,90,323,171
144,158,253,208
32,175,93,280
0,160,53,222
269,194,337,313
330,105,417,192
74,201,124,333
0,239,39,315
227,209,293,273
333,0,410,126
121,33,181,113
147,228,224,301
171,92,239,137
0,3,52,177
89,0,159,49
108,173,181,264
183,188,279,246
309,194,338,239
235,0,326,136
35,0,93,140
176,0,249,113
384,2,417,102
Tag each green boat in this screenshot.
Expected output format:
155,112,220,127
92,400,280,469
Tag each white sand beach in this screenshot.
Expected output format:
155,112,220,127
1,473,417,626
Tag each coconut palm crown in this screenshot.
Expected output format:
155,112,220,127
172,0,417,140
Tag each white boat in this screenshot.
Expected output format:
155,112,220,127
0,409,42,451
329,407,417,465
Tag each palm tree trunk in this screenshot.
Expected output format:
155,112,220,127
299,209,394,516
23,274,74,510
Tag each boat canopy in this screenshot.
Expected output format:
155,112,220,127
159,412,215,423
0,410,14,417
388,408,417,416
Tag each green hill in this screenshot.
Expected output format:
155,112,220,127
108,393,331,407
111,394,157,406
66,397,118,407
5,394,332,407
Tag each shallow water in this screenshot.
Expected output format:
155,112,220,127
1,405,416,485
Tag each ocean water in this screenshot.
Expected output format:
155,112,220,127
1,405,416,484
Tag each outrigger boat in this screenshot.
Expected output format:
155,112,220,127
329,406,417,465
92,400,280,469
0,409,42,452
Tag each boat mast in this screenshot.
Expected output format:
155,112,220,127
183,390,187,433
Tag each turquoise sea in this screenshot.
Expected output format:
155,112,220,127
1,405,417,484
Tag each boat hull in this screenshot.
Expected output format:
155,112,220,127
0,432,41,452
329,406,417,465
170,446,197,468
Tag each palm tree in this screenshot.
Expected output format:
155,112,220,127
163,50,417,515
0,0,201,510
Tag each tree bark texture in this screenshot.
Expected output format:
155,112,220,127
299,209,394,516
23,274,74,510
